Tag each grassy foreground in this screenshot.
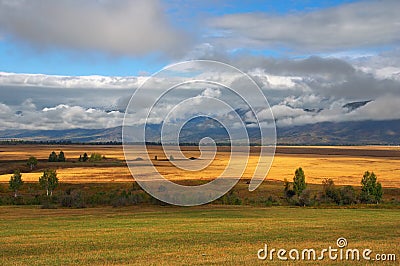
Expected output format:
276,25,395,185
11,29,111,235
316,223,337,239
0,206,399,265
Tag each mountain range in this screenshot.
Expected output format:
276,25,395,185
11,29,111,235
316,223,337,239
1,101,399,145
1,119,399,145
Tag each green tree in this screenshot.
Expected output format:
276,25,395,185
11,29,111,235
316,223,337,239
39,169,59,196
48,151,58,162
9,170,23,197
293,167,306,196
375,182,383,203
58,151,66,162
26,156,38,170
79,153,89,162
360,171,383,204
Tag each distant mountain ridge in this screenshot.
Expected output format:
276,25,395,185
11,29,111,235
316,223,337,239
342,100,371,111
1,119,399,145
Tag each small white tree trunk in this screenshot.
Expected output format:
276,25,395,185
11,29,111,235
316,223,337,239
46,189,49,196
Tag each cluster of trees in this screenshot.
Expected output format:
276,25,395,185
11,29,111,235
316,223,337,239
9,169,59,198
321,179,357,205
78,153,89,162
284,167,384,206
23,151,105,165
78,152,104,162
48,151,66,162
321,171,383,204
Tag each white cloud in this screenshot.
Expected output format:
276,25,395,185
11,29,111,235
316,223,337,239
270,105,307,119
349,95,400,121
0,72,140,89
209,0,400,52
0,102,124,130
0,0,190,56
201,88,221,98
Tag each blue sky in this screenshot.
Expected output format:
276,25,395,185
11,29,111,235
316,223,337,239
0,0,362,76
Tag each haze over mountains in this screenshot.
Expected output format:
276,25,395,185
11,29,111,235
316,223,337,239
1,100,399,145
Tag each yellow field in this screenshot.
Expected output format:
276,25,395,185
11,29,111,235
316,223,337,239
1,145,400,187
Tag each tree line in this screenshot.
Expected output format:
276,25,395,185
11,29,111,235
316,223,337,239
284,167,383,206
9,169,58,198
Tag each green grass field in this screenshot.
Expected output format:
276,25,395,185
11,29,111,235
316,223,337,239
1,206,399,265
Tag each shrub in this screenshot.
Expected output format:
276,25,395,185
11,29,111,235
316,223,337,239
60,189,86,208
339,186,357,205
89,153,103,162
298,189,313,206
218,190,242,205
284,178,295,199
322,178,340,204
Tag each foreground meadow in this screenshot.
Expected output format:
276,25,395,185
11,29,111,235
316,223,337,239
0,206,399,265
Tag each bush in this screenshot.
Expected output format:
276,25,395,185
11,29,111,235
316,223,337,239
218,190,242,205
247,195,278,207
298,189,314,206
322,178,340,204
132,182,142,191
284,178,295,199
89,153,103,162
60,189,86,208
339,186,357,205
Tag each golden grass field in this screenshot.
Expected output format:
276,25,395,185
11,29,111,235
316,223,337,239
0,145,400,188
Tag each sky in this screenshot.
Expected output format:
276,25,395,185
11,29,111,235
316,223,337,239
0,0,400,131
